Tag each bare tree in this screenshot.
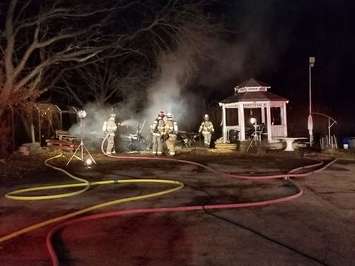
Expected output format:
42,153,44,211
56,2,221,106
0,1,114,114
57,62,149,106
0,0,119,150
0,0,220,152
0,0,218,110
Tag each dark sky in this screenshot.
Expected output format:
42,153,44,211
202,0,355,135
210,0,354,99
3,0,353,135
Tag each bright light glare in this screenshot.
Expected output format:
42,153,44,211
85,158,93,166
250,117,257,124
78,110,87,119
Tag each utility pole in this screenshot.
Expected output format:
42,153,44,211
308,57,315,147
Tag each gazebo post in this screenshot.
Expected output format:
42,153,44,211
261,104,265,124
282,102,288,136
238,103,245,141
219,79,288,144
266,102,272,141
222,105,227,143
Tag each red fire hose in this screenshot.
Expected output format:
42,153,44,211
44,136,335,265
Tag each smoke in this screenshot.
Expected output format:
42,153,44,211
68,103,113,137
68,102,145,140
120,119,139,127
67,1,298,141
143,50,195,129
68,38,253,140
197,38,247,88
197,0,299,90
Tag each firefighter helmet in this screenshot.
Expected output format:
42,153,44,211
166,113,173,120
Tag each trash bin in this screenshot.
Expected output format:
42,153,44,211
342,137,350,149
342,137,355,150
350,137,355,149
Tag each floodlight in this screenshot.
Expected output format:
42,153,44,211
247,117,261,152
66,109,96,166
85,158,93,167
250,117,257,124
77,110,87,119
309,57,315,67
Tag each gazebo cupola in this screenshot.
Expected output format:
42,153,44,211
219,78,288,143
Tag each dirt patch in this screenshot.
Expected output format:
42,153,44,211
335,159,355,165
327,166,351,172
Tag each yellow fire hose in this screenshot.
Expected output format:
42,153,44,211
5,154,91,201
0,154,184,243
1,145,334,250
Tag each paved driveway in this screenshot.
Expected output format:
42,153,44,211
1,153,354,266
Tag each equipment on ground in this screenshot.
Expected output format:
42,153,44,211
66,110,96,166
247,117,264,152
177,131,199,148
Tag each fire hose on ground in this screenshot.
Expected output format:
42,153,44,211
0,133,336,266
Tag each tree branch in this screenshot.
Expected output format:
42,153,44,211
4,0,18,78
63,79,84,106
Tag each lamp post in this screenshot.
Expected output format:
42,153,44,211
308,57,315,147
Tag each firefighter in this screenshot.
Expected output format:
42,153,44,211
164,113,178,156
150,111,165,155
199,114,214,147
103,113,118,154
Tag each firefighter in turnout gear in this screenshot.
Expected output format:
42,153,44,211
150,111,165,155
164,113,178,156
103,113,118,154
199,114,214,147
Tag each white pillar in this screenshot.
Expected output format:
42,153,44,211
266,102,272,142
238,103,245,141
282,102,288,136
222,105,227,143
261,105,265,124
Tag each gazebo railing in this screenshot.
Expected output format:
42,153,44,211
271,125,285,137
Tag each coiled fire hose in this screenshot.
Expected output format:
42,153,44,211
0,155,184,243
1,133,336,266
5,154,91,201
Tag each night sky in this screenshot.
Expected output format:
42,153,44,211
2,0,354,138
203,0,355,137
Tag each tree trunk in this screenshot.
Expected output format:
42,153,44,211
30,122,36,143
0,110,11,156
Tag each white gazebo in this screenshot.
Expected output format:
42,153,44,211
219,78,288,143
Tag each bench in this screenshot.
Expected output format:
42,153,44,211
276,137,307,151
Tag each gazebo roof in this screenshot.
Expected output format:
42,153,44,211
220,91,288,103
235,78,270,90
220,78,288,103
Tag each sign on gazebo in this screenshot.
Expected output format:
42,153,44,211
219,78,288,143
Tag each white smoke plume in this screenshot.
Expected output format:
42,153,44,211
142,44,201,132
68,45,208,140
68,103,113,138
67,29,225,140
68,102,144,139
